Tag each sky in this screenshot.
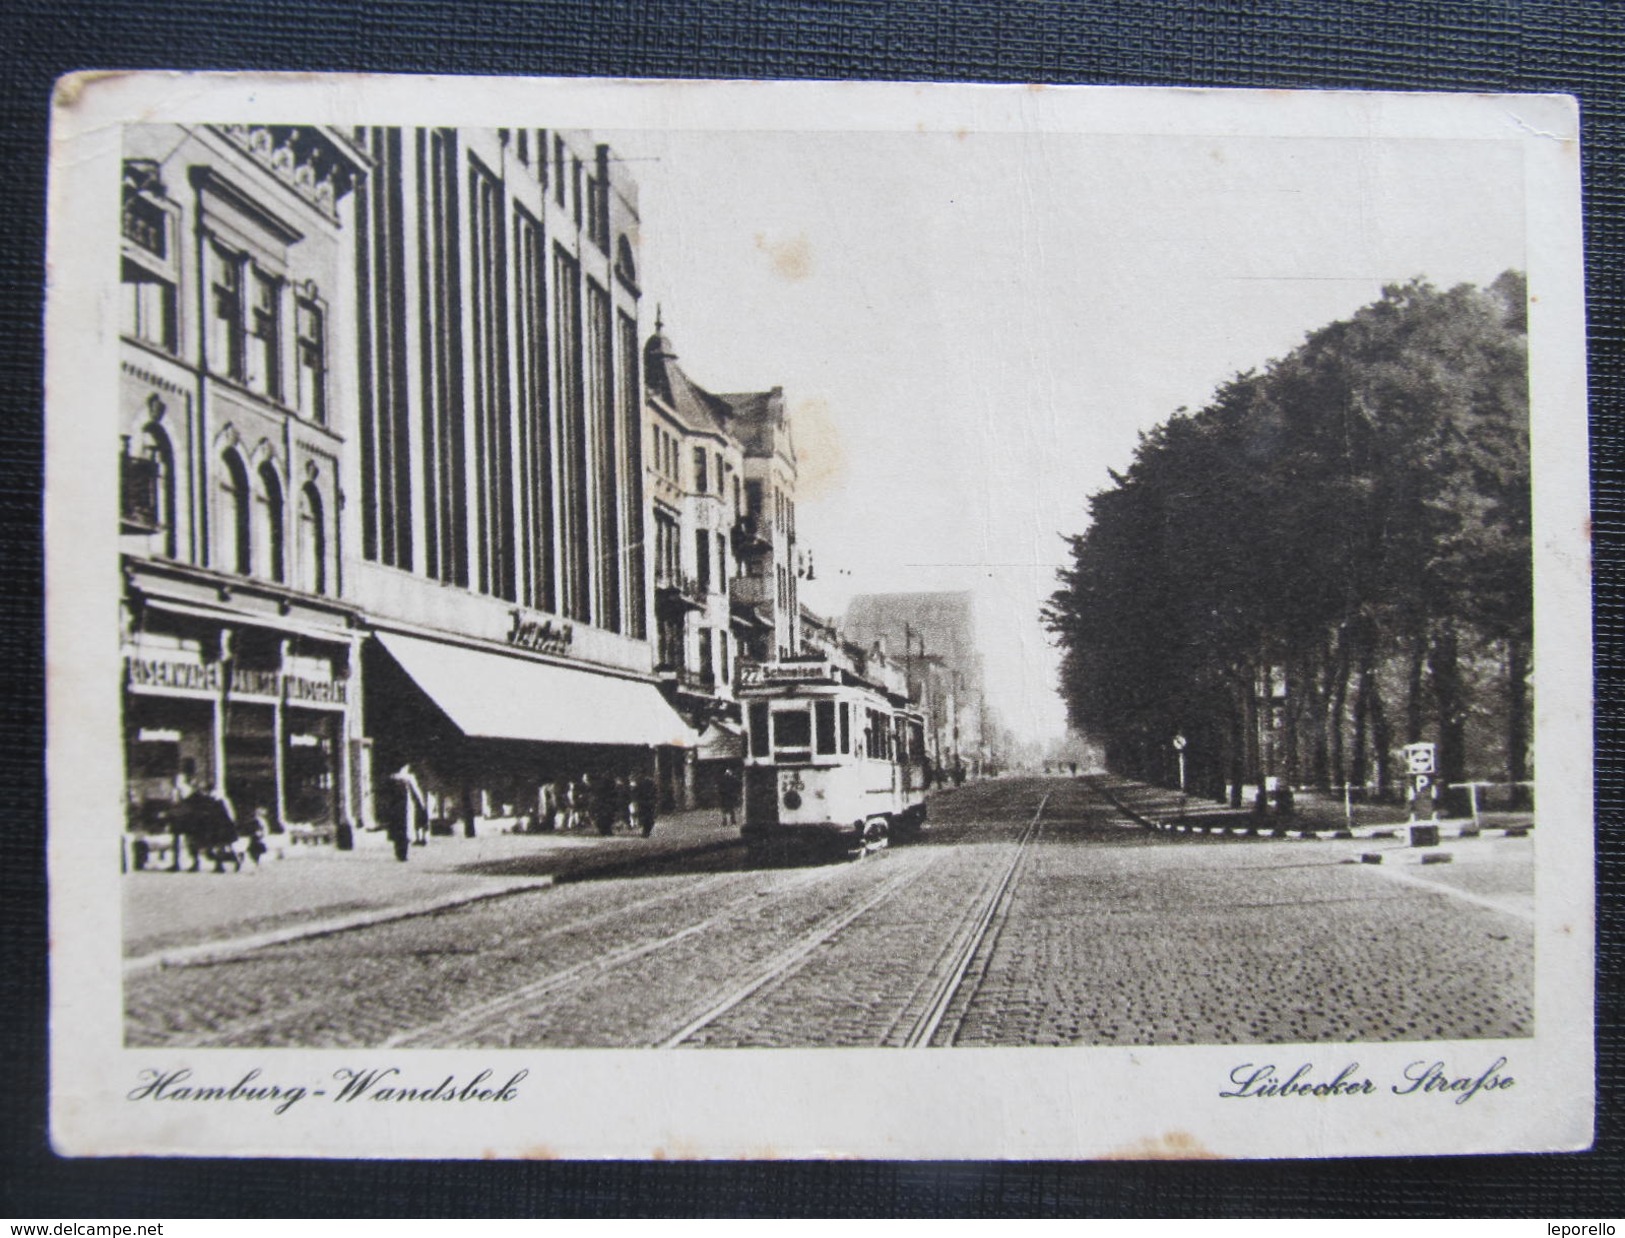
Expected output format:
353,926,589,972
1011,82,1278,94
607,127,1527,745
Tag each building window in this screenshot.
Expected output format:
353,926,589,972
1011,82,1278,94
618,310,646,640
208,243,245,381
554,246,589,622
122,165,178,354
586,279,619,629
122,260,176,353
299,483,327,595
247,269,282,399
695,528,711,595
515,206,555,613
469,159,515,602
295,292,327,424
257,463,285,584
693,447,708,495
719,631,730,685
218,450,252,575
121,427,175,557
355,125,417,573
716,532,727,592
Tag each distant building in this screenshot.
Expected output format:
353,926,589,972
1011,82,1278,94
842,591,990,775
642,320,748,807
724,387,801,662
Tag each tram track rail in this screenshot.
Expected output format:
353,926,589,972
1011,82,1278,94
166,862,769,1048
383,862,846,1048
896,790,1049,1047
661,791,1051,1050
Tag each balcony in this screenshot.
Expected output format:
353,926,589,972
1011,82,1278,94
729,575,772,608
120,453,163,534
654,568,705,613
732,515,773,556
656,663,718,695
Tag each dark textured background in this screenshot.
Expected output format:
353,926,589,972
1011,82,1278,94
2,0,1620,1218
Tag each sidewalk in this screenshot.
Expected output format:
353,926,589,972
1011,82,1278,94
1091,774,1534,838
123,806,743,967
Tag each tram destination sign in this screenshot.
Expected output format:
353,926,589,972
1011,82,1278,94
738,660,839,687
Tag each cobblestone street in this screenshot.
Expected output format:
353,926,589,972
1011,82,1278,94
125,776,1534,1049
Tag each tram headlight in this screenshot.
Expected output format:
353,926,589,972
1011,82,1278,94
783,790,802,810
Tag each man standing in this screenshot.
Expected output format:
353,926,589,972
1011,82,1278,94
718,764,741,828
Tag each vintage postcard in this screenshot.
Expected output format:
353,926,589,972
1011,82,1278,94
45,73,1592,1159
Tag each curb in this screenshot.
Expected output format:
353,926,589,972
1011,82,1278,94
124,831,743,974
125,877,555,974
1086,779,1529,842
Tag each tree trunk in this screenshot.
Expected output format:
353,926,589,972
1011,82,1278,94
1228,687,1245,808
1405,635,1427,744
1329,632,1352,796
1370,673,1392,801
1429,623,1467,815
1507,635,1531,809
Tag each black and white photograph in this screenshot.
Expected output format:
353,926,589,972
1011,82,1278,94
45,73,1592,1159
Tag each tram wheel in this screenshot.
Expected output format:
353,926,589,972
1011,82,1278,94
863,818,890,853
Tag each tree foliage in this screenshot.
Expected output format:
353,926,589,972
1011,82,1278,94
1045,276,1531,806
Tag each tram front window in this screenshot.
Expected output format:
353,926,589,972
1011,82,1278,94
772,708,812,763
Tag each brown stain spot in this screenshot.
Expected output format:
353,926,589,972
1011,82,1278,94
1027,82,1048,92
789,396,846,501
520,1144,560,1160
755,232,813,282
1101,1131,1224,1161
956,128,971,141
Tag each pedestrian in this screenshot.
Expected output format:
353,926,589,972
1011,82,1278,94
616,774,635,834
244,806,269,867
166,761,200,872
570,773,590,831
191,778,239,873
635,773,658,838
535,777,558,832
718,764,741,827
379,763,423,862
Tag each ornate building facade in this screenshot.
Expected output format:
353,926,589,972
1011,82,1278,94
119,124,368,849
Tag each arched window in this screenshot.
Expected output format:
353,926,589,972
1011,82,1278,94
257,462,285,583
299,483,327,595
145,426,176,559
218,450,251,575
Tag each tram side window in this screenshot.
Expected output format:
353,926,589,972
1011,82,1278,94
748,702,770,758
839,702,850,754
814,699,837,756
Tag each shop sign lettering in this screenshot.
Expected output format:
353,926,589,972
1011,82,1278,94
507,608,573,656
126,653,221,693
284,674,347,705
231,667,281,698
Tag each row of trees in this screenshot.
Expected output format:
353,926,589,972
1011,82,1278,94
1045,274,1532,809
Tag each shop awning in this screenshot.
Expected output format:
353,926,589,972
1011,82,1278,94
375,631,696,748
695,719,745,761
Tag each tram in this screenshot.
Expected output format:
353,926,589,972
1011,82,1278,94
737,656,931,856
